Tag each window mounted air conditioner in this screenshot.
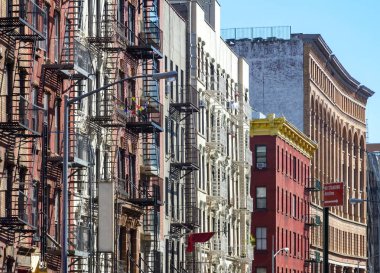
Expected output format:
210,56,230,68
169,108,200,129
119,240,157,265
256,162,267,169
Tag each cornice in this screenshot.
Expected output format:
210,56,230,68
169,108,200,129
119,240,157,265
250,114,318,158
295,33,375,99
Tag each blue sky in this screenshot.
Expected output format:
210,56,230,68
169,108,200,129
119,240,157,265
219,0,380,144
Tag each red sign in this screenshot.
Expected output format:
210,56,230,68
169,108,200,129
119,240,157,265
323,182,344,207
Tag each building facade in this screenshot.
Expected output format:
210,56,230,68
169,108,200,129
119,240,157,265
0,0,165,272
367,144,380,273
228,30,374,272
0,0,254,273
167,1,254,273
250,114,317,273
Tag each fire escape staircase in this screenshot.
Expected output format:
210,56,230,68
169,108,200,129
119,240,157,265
127,175,162,273
56,0,94,272
0,0,46,249
126,0,163,60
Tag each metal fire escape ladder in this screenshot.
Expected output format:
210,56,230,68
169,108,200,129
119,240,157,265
0,0,46,250
126,0,163,60
59,0,94,272
168,85,199,248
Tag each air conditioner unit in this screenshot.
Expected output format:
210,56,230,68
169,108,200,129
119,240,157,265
256,162,267,169
199,100,206,108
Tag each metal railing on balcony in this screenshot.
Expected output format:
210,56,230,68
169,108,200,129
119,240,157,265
208,124,227,155
0,0,46,40
0,188,37,230
139,20,162,51
127,178,161,206
0,95,42,135
170,85,199,112
124,97,163,132
171,145,200,170
212,177,228,201
70,133,90,167
61,38,93,78
221,26,291,41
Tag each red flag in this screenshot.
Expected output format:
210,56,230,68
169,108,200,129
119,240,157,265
186,232,215,252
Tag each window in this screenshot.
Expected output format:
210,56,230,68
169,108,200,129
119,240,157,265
118,148,126,181
118,71,125,101
256,145,267,169
256,187,267,209
128,154,136,194
292,194,297,218
118,0,124,24
54,190,60,242
257,267,267,273
127,4,135,44
165,177,169,216
293,156,297,180
54,12,60,62
256,227,267,250
52,100,59,152
165,117,169,154
40,5,49,50
31,87,39,132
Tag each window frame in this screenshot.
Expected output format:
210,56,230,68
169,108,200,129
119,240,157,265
255,145,267,169
256,227,267,250
256,186,267,209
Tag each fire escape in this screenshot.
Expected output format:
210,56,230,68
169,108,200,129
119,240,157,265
304,179,322,269
0,0,46,269
56,0,94,271
88,0,142,272
205,74,227,158
233,84,253,269
122,0,164,272
168,84,199,272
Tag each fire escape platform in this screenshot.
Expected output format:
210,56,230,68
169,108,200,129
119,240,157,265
86,36,113,44
170,222,199,232
127,198,162,207
171,162,199,171
89,109,129,128
0,17,46,40
68,157,89,168
126,44,163,59
170,102,199,113
0,217,37,232
0,122,41,137
67,250,89,258
125,121,163,133
57,64,91,80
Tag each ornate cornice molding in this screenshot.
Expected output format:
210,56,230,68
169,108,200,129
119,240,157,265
250,114,318,158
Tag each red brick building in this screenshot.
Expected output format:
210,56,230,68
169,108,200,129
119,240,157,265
250,114,317,273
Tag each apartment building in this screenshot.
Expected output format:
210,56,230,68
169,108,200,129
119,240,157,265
226,28,374,272
0,0,165,272
0,0,63,271
168,1,253,273
162,2,194,272
250,114,317,273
